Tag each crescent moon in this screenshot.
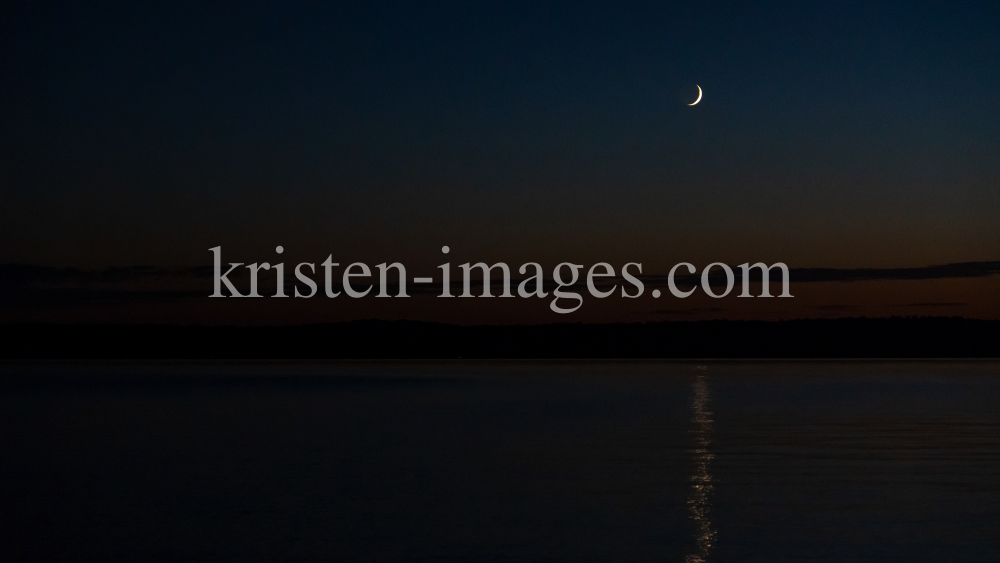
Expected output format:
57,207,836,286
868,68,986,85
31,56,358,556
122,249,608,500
688,85,703,106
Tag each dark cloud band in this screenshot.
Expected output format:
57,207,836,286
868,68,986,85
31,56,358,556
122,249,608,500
1,261,997,308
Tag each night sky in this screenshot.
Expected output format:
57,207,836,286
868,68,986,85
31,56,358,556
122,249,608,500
2,1,998,324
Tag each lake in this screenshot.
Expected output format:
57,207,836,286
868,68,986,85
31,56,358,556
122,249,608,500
2,361,998,562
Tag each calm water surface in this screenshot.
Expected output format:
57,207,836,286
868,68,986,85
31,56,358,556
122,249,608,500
1,361,998,562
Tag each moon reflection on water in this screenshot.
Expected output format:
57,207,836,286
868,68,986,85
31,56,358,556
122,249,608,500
685,372,716,563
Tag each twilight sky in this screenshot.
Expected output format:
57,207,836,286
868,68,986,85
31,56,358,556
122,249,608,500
2,1,998,323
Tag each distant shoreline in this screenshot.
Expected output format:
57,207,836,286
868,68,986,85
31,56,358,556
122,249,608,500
2,317,998,359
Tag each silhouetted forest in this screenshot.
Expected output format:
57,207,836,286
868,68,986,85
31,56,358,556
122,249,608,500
2,317,998,359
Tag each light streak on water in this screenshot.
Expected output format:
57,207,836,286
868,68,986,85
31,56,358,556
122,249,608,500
686,372,716,563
